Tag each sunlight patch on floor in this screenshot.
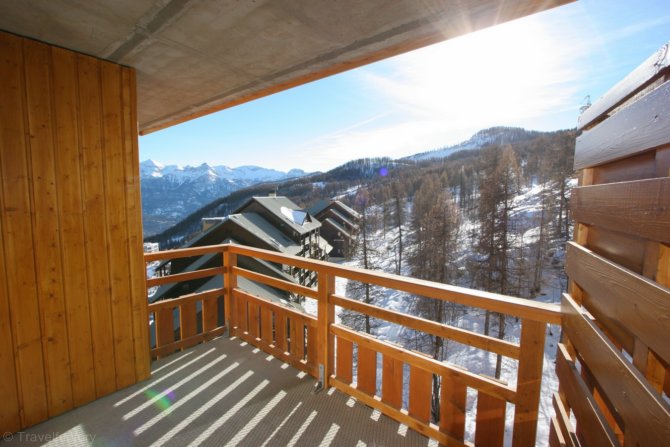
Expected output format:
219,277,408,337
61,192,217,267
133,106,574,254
135,362,241,435
114,348,215,407
123,354,228,420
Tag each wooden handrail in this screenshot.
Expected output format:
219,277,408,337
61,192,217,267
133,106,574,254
226,243,561,324
331,293,521,359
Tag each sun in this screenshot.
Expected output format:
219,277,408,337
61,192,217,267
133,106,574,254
367,14,578,129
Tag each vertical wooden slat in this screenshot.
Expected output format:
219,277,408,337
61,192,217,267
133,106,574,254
236,293,248,335
275,312,287,353
155,307,174,349
51,46,97,406
408,365,431,423
23,38,74,417
357,345,377,395
120,66,150,382
248,301,260,340
202,296,218,335
77,54,117,397
179,301,197,341
223,250,236,332
475,392,506,447
0,32,49,428
290,319,305,360
512,319,546,447
317,271,335,384
307,325,317,366
381,355,403,408
100,61,135,390
261,306,273,345
336,337,353,384
440,376,466,441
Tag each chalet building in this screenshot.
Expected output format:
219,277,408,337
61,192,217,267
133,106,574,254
309,199,361,257
3,2,669,447
153,195,330,306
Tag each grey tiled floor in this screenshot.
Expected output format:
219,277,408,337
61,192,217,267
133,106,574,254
5,336,431,446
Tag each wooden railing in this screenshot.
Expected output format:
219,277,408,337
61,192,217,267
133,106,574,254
145,243,561,447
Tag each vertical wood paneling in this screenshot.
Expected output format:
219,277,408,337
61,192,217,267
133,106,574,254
77,54,117,397
51,46,97,407
0,32,148,432
0,32,49,428
23,38,74,417
121,67,150,381
0,146,21,433
101,62,136,389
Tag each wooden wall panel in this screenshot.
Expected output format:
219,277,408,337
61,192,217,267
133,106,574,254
51,46,97,407
0,31,149,432
566,41,670,447
0,31,49,428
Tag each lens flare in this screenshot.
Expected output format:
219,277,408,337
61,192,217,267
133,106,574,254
144,389,175,411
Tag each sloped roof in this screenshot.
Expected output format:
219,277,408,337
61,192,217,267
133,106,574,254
227,213,302,255
0,1,571,134
236,196,320,236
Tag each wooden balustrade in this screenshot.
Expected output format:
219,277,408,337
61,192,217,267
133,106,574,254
145,243,560,446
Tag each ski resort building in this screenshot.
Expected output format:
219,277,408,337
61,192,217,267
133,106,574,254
309,199,361,257
1,1,668,446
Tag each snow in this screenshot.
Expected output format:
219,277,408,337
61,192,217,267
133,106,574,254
139,159,309,183
280,206,308,225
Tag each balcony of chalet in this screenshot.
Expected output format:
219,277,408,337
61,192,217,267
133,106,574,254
6,243,560,447
1,1,670,446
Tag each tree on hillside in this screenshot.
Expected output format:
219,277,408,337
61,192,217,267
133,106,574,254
407,174,462,421
473,145,521,379
340,189,381,334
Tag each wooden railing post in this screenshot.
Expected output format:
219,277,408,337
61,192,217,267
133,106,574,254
512,319,546,447
317,269,335,389
223,245,237,337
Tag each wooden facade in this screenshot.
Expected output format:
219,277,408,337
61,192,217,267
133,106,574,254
552,43,670,446
0,32,149,433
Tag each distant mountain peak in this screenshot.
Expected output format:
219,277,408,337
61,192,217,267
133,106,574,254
407,127,542,161
140,160,310,235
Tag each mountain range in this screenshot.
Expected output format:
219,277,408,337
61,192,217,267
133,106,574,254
141,126,560,237
141,160,307,235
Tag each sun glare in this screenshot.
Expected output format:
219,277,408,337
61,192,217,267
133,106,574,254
367,15,579,132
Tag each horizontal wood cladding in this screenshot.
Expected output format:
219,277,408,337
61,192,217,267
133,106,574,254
554,345,618,447
575,79,670,170
0,31,148,432
562,294,670,446
578,42,670,130
570,177,670,244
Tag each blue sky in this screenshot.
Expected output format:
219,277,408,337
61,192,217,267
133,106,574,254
139,0,670,172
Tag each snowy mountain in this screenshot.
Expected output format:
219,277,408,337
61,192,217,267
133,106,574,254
141,160,308,236
407,127,543,161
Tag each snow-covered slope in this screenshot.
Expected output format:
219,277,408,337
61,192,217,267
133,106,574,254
140,159,308,236
407,127,543,161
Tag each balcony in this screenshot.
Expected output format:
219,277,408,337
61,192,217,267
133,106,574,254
9,243,559,446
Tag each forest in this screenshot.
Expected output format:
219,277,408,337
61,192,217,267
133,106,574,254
334,129,575,422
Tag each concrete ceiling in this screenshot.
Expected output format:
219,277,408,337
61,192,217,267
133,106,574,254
0,0,572,135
